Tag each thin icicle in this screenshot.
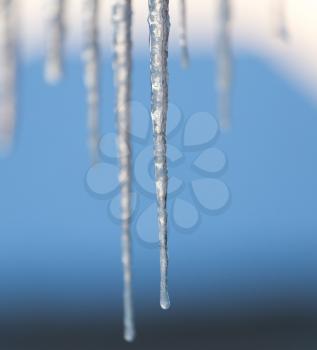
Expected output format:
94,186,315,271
45,0,65,83
274,0,289,42
178,0,189,68
217,0,232,130
112,0,135,342
0,0,16,154
148,0,171,310
82,0,100,163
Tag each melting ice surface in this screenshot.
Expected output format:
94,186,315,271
112,0,135,342
148,0,171,310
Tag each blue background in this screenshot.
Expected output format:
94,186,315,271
1,54,317,326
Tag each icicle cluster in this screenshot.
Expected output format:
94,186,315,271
4,0,299,342
0,0,299,343
217,0,232,130
45,0,65,83
148,0,171,311
0,0,16,154
112,0,135,342
82,0,100,163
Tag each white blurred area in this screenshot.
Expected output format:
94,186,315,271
15,0,317,100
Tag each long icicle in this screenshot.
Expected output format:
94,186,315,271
82,0,100,163
148,0,171,310
217,0,232,130
0,0,16,154
112,0,135,342
45,0,65,83
178,0,189,68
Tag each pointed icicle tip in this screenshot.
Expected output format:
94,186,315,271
160,289,171,310
124,327,136,342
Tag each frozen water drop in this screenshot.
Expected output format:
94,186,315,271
124,327,135,343
160,289,171,310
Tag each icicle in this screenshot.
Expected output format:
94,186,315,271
112,0,135,342
0,0,16,154
45,0,65,83
217,0,232,130
148,0,171,310
178,0,189,68
274,0,289,42
82,0,100,163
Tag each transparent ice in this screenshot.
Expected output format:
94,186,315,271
148,0,171,310
112,0,135,342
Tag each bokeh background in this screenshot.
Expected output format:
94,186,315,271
1,1,317,349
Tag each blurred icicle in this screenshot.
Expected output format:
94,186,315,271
148,0,171,310
45,0,65,83
112,0,135,342
178,0,189,68
0,0,16,154
217,0,232,130
82,0,100,163
274,0,289,42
